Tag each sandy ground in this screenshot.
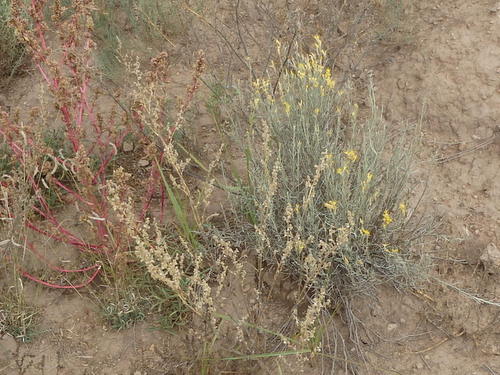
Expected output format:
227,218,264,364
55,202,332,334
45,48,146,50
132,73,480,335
1,0,499,374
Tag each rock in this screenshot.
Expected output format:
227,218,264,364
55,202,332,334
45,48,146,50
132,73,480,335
137,159,149,167
387,323,398,332
122,141,134,152
480,243,500,274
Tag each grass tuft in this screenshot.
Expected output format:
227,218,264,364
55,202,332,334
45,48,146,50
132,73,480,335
0,286,40,342
93,0,198,80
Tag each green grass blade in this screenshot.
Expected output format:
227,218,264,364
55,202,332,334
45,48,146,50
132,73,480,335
155,158,197,246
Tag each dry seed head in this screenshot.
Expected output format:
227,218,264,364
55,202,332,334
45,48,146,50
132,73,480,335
298,287,328,343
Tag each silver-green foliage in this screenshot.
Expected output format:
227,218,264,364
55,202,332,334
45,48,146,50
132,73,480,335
232,38,433,297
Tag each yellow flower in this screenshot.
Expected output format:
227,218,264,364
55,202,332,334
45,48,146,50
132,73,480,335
383,210,393,228
399,202,407,215
382,243,399,254
344,150,359,162
336,107,341,114
295,240,305,253
283,101,291,114
336,165,347,175
326,77,336,89
385,248,400,254
324,200,337,211
314,108,320,115
323,67,333,86
360,228,370,236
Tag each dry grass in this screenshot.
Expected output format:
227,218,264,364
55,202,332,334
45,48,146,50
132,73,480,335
93,0,201,80
0,0,25,83
0,283,40,342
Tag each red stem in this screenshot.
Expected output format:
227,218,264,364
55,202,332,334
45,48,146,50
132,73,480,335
21,265,101,289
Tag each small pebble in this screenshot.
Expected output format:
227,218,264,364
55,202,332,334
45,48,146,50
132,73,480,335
138,159,149,167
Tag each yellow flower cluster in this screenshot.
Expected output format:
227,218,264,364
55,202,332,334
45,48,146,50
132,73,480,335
324,200,338,210
324,67,336,89
383,210,393,228
382,244,400,254
386,248,400,253
332,150,359,176
336,165,347,175
291,36,335,94
283,101,291,114
344,150,359,162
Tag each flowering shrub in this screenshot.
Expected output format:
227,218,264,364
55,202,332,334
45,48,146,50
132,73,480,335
233,37,433,304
